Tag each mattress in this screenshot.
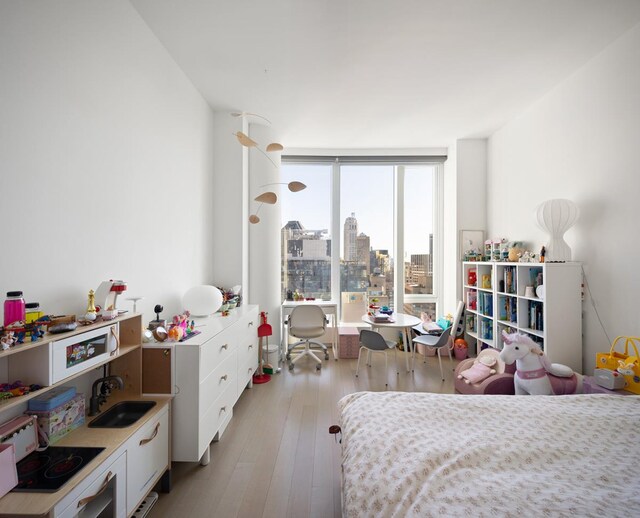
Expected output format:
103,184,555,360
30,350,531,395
338,391,640,518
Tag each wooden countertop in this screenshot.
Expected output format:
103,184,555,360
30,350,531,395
0,392,172,517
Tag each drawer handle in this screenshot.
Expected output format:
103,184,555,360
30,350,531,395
139,422,160,446
77,471,113,508
221,344,228,350
220,374,228,381
248,344,253,349
248,367,252,373
110,327,120,356
248,321,254,327
163,349,170,356
220,406,227,413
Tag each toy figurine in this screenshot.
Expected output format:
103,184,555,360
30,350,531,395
540,246,546,263
84,289,97,321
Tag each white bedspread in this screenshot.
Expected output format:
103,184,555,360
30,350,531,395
338,392,640,518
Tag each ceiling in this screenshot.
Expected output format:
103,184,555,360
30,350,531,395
131,0,640,148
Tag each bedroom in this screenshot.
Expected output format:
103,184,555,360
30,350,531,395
0,1,639,517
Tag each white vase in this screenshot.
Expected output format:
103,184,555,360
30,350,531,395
535,199,579,262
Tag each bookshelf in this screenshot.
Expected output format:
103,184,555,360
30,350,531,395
462,261,583,372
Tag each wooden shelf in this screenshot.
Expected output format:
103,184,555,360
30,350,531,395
0,343,139,413
0,313,140,361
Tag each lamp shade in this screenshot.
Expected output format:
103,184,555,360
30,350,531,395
535,199,579,262
183,285,224,316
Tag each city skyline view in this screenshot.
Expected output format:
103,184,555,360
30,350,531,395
280,163,435,259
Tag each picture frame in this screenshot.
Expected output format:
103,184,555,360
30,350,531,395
459,230,484,260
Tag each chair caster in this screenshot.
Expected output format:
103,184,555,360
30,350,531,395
324,353,329,360
316,364,322,371
288,362,294,371
286,354,291,360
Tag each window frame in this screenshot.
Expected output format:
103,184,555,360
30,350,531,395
281,155,445,322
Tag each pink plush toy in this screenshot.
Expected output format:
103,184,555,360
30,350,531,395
458,355,497,384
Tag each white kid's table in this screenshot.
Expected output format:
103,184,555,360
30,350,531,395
361,312,421,372
281,300,338,362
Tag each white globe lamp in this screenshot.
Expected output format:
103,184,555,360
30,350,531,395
183,285,224,316
535,199,579,262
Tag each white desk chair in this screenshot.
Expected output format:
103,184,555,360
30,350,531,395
285,305,328,371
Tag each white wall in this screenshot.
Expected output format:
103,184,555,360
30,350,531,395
449,139,487,310
0,1,216,323
487,22,640,374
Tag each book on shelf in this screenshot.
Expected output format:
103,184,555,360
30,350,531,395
467,290,477,311
528,300,544,331
503,266,516,294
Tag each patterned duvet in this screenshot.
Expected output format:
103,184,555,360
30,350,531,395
338,392,640,517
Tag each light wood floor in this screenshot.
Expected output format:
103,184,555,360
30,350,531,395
150,348,459,518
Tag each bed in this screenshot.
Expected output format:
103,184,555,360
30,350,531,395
338,391,640,517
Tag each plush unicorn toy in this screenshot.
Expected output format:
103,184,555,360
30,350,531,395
499,331,580,395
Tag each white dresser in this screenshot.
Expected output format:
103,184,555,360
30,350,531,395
170,305,259,464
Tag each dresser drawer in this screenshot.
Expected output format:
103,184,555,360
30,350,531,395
199,351,237,416
199,378,236,453
199,326,236,381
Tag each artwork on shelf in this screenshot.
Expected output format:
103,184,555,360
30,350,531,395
460,230,484,261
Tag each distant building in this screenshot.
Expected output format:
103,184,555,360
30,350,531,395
343,213,358,262
356,233,370,275
281,221,331,300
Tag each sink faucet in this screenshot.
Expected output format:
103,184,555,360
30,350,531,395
89,375,124,416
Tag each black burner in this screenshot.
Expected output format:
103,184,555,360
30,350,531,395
12,446,105,493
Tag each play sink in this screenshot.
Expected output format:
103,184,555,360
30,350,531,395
88,401,156,428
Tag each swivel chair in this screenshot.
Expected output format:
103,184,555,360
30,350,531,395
285,305,329,371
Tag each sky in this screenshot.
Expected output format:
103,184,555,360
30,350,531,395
280,163,434,259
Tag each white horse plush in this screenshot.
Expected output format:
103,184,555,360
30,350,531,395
499,331,576,395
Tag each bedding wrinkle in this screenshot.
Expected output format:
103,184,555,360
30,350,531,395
339,391,640,517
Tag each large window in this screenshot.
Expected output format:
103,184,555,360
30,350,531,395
280,157,444,324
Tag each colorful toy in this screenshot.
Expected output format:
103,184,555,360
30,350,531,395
499,331,579,395
458,355,497,384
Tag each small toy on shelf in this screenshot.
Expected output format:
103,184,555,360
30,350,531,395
84,289,97,321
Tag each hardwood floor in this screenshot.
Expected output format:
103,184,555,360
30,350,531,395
150,348,459,518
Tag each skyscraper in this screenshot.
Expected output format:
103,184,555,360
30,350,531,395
343,212,358,261
356,233,371,275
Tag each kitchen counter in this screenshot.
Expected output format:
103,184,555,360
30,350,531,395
0,392,172,517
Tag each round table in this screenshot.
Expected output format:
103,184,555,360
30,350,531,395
362,313,421,372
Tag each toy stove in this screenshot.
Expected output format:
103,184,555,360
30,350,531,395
12,446,104,492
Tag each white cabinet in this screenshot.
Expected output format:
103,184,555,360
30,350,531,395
125,405,169,516
170,305,259,464
462,261,583,372
54,451,127,518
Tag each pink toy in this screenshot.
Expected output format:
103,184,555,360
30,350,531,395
458,355,497,384
499,331,580,395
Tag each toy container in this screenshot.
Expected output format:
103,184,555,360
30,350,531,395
338,327,361,359
27,385,76,412
4,291,25,327
27,393,85,444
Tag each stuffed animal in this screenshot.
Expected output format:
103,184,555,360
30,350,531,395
458,355,497,384
499,331,579,395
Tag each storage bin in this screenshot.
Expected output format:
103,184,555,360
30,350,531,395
338,327,361,359
0,443,18,498
27,393,85,444
27,385,76,412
